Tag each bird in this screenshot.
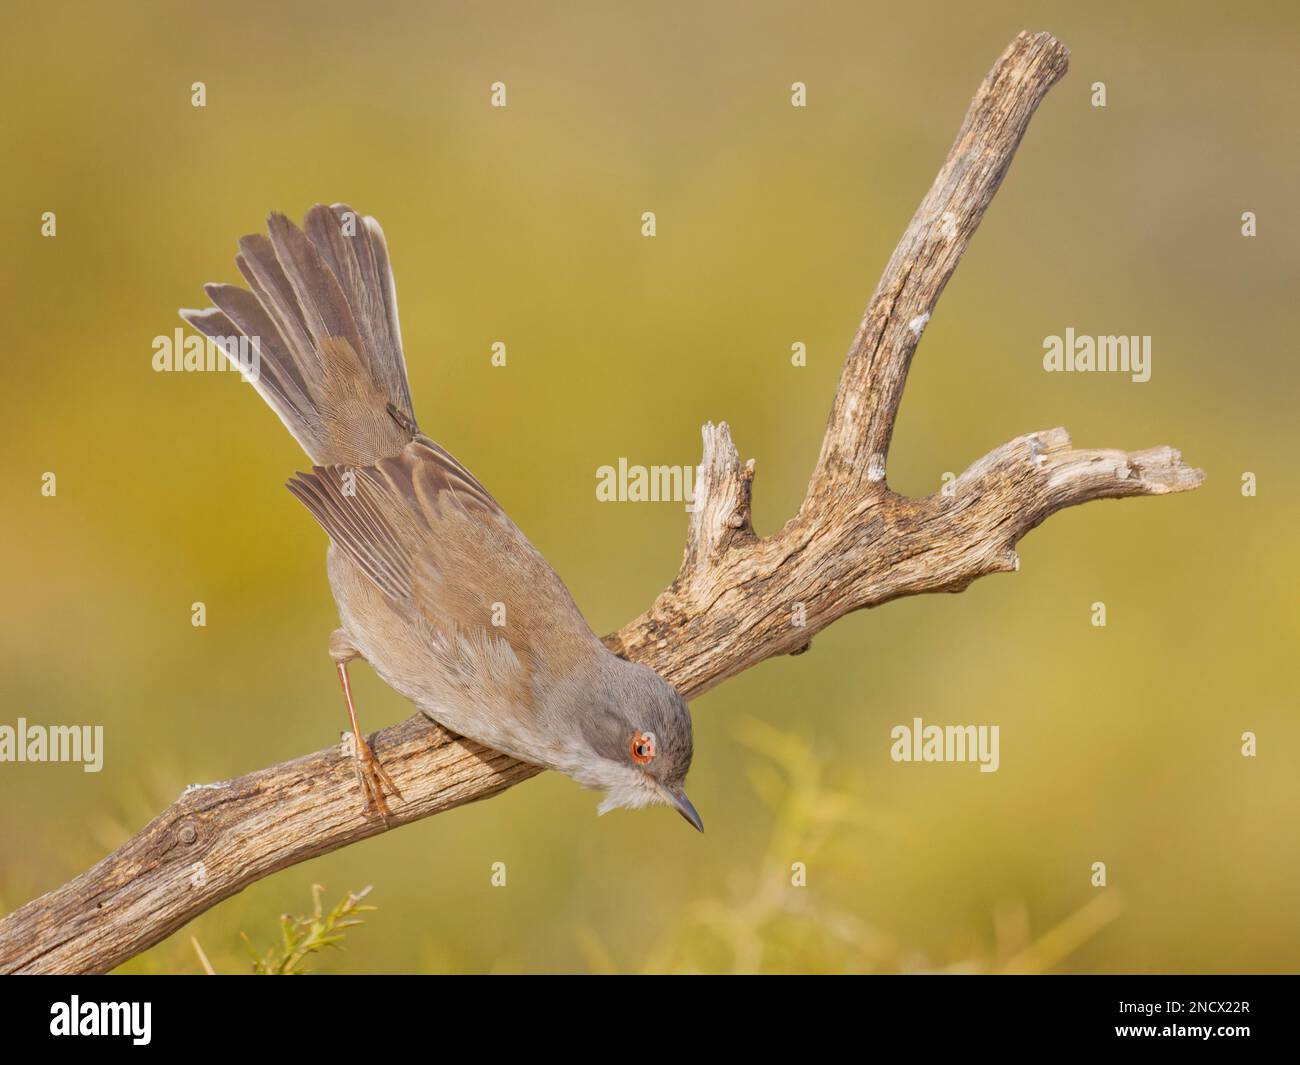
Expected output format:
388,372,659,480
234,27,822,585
180,204,701,831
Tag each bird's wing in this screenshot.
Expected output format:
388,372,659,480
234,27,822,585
286,434,602,681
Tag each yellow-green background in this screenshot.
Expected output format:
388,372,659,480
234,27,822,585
1,0,1295,973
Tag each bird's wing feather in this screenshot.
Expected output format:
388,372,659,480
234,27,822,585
183,206,415,467
287,435,601,679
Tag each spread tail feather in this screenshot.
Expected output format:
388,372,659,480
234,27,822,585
180,205,417,466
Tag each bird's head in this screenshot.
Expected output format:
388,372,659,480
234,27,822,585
570,658,701,831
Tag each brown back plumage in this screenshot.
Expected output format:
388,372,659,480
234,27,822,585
180,205,414,466
285,434,603,677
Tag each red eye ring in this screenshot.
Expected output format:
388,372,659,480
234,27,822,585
630,730,657,765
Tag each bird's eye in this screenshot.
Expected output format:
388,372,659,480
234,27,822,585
630,730,657,765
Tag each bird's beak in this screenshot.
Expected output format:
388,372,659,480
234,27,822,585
666,787,704,832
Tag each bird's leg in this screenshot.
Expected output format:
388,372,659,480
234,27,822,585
337,660,398,818
330,630,403,818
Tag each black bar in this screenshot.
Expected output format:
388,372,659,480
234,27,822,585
0,975,1291,1052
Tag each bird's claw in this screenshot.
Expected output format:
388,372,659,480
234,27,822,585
351,736,403,821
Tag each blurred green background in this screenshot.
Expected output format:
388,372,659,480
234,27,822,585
1,0,1296,974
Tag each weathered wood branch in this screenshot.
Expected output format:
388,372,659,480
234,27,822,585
813,27,1072,495
0,31,1202,974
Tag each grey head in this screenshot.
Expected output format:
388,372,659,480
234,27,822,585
545,654,701,831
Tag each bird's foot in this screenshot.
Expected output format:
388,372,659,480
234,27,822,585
350,733,404,821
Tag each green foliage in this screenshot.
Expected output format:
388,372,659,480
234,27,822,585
582,720,1121,975
193,885,376,975
245,885,376,975
644,718,900,973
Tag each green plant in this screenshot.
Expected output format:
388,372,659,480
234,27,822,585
192,885,376,974
586,719,1122,974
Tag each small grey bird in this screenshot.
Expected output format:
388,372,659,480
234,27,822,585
181,204,701,830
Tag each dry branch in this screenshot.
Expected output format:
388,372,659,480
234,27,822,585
0,31,1202,974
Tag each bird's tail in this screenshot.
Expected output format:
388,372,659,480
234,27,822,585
181,204,417,466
